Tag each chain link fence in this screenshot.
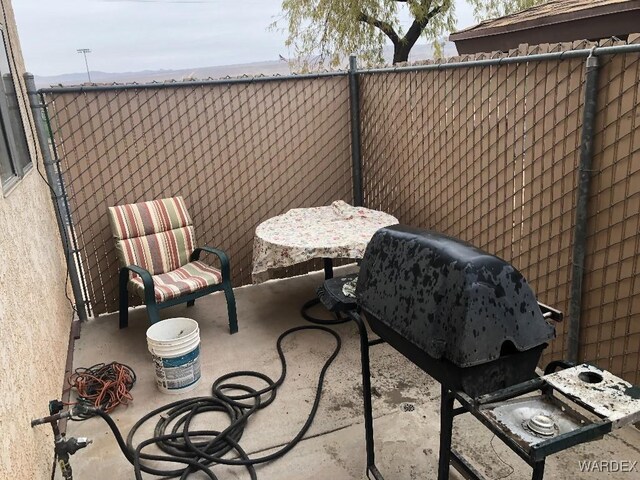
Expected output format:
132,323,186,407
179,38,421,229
582,45,640,383
359,38,640,383
41,75,353,316
41,37,640,384
360,42,587,372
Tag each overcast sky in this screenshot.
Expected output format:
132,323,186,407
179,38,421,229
13,0,477,76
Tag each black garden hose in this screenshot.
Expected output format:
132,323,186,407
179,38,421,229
85,325,342,479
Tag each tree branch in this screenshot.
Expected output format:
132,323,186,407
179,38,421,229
358,11,400,46
403,6,442,48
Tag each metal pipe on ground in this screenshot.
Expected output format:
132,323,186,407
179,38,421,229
567,52,600,363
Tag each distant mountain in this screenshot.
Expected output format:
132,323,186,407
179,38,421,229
34,60,292,89
34,42,458,89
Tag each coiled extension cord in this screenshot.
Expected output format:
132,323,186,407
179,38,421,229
84,325,341,479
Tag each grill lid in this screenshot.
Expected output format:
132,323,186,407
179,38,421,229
356,225,556,367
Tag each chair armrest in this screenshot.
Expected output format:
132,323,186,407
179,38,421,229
191,247,231,281
120,265,156,306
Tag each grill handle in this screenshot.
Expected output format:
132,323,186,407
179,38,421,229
538,302,563,323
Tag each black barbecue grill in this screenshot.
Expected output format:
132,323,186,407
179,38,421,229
356,225,558,397
316,225,640,480
318,225,640,480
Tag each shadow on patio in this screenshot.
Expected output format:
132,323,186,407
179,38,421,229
62,267,640,480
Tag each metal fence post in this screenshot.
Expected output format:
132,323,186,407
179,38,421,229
24,73,88,321
567,52,600,363
349,55,364,207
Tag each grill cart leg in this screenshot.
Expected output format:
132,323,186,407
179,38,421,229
532,461,545,480
349,311,383,479
438,385,456,480
440,388,487,480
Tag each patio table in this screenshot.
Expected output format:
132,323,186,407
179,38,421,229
251,200,398,284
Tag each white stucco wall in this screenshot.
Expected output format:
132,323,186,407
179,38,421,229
0,1,74,478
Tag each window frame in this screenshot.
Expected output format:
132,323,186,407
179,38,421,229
0,27,33,193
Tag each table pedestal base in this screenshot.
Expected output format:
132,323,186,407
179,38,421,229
301,259,350,325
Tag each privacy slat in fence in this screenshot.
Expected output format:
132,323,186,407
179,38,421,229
360,42,597,375
44,77,352,315
583,42,640,383
517,44,586,367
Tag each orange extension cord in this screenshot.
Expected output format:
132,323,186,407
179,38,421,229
68,362,136,416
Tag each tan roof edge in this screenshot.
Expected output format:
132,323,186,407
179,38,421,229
450,1,640,41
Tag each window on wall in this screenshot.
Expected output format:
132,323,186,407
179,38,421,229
0,29,32,191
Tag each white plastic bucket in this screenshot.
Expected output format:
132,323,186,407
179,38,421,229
146,318,202,394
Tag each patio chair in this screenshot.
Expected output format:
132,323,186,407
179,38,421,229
108,196,237,333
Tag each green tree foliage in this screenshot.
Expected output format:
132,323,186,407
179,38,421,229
279,0,455,67
278,0,545,67
467,0,544,20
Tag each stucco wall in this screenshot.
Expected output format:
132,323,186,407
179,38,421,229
0,1,74,478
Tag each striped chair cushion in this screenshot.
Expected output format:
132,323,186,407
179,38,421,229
110,196,192,239
116,226,195,275
129,261,223,303
108,197,195,275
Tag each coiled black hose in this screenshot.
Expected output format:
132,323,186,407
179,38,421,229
86,325,341,479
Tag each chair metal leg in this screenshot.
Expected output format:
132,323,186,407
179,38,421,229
147,303,161,325
119,269,129,329
223,282,238,334
187,299,195,307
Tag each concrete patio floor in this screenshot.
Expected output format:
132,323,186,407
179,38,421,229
62,267,640,479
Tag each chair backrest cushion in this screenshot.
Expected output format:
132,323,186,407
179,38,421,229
108,196,195,275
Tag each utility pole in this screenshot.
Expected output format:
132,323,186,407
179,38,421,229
76,48,92,83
